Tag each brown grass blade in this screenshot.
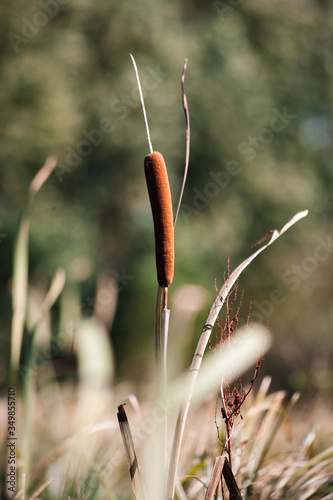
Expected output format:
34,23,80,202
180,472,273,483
174,59,190,226
204,456,226,500
205,456,242,500
117,404,146,500
222,458,243,500
28,477,54,500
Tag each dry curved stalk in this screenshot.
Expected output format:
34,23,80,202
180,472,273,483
174,59,190,227
166,210,309,500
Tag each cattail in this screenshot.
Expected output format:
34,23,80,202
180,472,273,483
144,151,174,288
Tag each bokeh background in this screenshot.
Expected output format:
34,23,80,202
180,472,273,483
1,0,333,395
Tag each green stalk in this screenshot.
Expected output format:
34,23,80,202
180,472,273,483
154,286,164,370
154,286,170,496
10,215,29,388
9,157,57,496
10,157,57,386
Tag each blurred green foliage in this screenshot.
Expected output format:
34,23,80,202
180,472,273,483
1,0,333,391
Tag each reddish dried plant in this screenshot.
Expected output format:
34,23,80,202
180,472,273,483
211,261,265,468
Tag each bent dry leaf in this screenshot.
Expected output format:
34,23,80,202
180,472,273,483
28,477,54,500
166,209,309,500
222,458,243,500
118,404,147,500
174,59,190,227
29,156,57,198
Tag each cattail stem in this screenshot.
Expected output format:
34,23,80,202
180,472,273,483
161,306,170,484
154,285,169,494
130,55,177,499
154,287,169,398
145,151,173,483
154,286,164,368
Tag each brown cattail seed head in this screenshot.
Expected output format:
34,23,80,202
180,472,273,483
144,152,174,288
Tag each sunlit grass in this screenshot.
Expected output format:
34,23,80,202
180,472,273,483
1,158,332,500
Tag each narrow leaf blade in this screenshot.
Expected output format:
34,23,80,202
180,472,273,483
117,404,146,500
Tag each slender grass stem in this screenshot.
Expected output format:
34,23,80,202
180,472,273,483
8,157,57,497
117,404,146,500
21,331,36,498
174,59,190,227
10,214,29,388
10,157,57,387
154,286,169,494
161,305,170,484
130,54,153,155
154,286,164,369
131,54,173,496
